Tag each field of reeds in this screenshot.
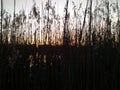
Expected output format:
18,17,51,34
0,0,120,90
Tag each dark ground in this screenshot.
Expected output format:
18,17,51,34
0,43,120,90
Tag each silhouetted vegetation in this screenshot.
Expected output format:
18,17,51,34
0,0,120,90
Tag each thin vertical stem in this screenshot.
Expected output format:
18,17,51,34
88,0,92,45
63,0,69,46
47,0,50,45
1,0,3,44
79,0,89,44
12,0,16,44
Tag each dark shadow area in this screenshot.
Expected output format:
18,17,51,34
0,42,120,90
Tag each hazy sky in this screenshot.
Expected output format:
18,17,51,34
0,0,79,16
0,0,119,17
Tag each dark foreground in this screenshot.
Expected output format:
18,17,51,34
0,44,120,90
